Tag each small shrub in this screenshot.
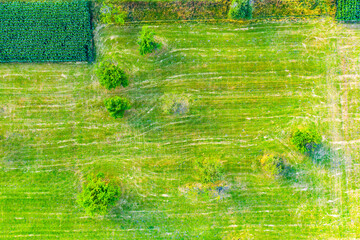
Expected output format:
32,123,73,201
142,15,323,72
260,153,294,179
138,26,161,55
77,172,120,216
194,157,224,183
96,61,128,90
180,181,230,201
260,153,285,177
291,127,321,153
100,3,127,25
104,96,131,119
228,0,252,20
160,93,191,115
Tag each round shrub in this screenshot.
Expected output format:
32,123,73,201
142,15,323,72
138,26,161,55
260,153,286,177
77,172,120,216
228,0,252,20
260,153,295,179
96,61,128,90
291,127,321,153
104,96,131,119
160,93,191,115
194,157,224,183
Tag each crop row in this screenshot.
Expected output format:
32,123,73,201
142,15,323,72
0,0,94,62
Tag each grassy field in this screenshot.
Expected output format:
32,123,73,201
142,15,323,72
1,19,360,239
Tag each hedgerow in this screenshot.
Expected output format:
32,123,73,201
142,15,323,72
252,0,335,18
100,3,127,25
228,0,252,20
0,0,94,62
109,0,231,22
96,0,335,22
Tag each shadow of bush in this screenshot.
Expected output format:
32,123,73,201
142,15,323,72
108,192,140,220
307,143,333,167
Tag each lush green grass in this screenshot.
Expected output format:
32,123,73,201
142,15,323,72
1,19,360,239
152,0,218,1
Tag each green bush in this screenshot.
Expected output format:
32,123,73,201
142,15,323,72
104,96,131,119
260,153,294,179
77,172,120,216
96,61,128,90
194,157,224,183
290,127,321,153
228,0,252,20
260,153,285,177
100,3,127,25
138,26,161,55
160,93,191,115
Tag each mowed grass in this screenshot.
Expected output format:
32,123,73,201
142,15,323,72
1,20,359,239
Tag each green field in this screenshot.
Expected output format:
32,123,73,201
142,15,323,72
1,19,360,239
0,0,94,62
